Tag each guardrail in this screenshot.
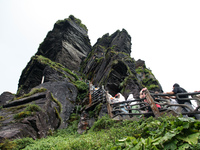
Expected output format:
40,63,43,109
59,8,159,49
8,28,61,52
106,90,200,120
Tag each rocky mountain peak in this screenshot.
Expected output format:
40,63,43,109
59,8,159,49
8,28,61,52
94,29,132,55
0,15,162,143
36,15,92,71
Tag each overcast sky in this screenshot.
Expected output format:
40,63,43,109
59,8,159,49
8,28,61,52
1,0,200,95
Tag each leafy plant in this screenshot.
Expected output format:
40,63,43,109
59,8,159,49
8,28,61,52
90,115,115,131
6,115,200,149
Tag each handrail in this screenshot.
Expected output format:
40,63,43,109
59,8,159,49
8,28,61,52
176,92,200,101
151,92,200,101
110,98,145,105
108,91,200,119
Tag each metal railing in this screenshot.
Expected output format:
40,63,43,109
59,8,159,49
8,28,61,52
106,90,200,119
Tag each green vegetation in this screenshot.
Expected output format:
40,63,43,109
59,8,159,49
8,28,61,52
4,105,27,113
68,15,88,31
16,85,23,96
95,57,104,64
3,115,200,149
147,84,159,90
54,107,62,128
135,66,160,91
74,80,89,102
56,15,88,31
13,104,42,119
50,93,62,113
34,55,79,81
0,116,4,120
15,87,47,100
13,111,33,119
34,55,88,103
25,103,41,112
135,66,143,74
88,103,103,118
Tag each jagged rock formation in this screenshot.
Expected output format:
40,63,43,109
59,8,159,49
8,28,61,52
135,59,163,92
17,15,91,96
0,15,162,142
0,90,60,143
36,15,91,71
81,29,162,99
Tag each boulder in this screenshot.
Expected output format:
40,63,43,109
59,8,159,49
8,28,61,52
0,91,60,143
35,80,78,129
0,92,15,106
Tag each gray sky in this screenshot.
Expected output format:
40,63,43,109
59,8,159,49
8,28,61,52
1,0,200,95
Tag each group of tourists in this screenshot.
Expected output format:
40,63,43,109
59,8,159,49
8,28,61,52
108,83,200,119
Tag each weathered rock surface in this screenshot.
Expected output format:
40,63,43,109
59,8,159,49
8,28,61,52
0,92,15,106
0,15,163,143
17,55,79,96
17,15,91,96
81,29,162,99
35,80,78,129
0,91,60,143
36,15,92,71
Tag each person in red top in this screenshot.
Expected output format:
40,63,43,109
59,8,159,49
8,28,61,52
140,88,161,117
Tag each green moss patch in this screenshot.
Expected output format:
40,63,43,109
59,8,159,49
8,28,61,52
74,80,89,102
34,55,79,81
56,15,88,31
15,87,47,100
13,104,42,120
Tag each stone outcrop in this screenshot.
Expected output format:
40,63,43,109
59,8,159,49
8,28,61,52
81,29,162,99
135,59,163,93
0,15,163,143
36,15,92,71
0,91,60,143
17,15,91,96
16,55,79,96
0,92,15,106
35,80,78,129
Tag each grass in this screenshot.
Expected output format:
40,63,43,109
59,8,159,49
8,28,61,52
3,115,200,149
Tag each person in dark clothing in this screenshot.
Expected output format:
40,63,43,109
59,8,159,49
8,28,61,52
171,83,191,104
165,83,200,120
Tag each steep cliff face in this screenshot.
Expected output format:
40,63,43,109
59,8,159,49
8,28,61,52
135,59,163,92
0,15,163,142
81,29,162,99
36,15,92,71
17,15,91,96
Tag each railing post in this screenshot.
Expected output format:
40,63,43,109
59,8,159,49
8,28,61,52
89,81,93,106
144,89,161,118
106,91,113,118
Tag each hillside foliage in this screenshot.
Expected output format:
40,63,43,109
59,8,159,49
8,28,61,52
1,115,200,150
